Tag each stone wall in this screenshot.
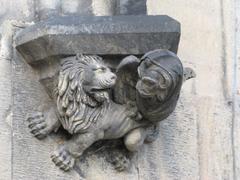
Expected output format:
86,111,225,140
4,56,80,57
148,1,239,179
0,0,239,179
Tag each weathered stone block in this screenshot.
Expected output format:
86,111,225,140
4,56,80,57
15,15,180,64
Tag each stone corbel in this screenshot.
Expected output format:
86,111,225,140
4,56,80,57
15,15,195,172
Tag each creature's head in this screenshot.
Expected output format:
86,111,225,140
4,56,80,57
136,49,183,102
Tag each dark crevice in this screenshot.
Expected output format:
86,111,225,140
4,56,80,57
220,0,230,101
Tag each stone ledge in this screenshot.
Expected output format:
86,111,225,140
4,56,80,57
15,15,180,64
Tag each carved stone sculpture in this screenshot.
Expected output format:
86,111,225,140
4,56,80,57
27,49,195,171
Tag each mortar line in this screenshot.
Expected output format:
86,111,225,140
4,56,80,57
232,0,239,179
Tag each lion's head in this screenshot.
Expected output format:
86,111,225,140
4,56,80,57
56,54,116,134
75,54,116,103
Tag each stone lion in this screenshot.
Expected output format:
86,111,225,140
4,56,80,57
27,50,195,172
27,54,144,171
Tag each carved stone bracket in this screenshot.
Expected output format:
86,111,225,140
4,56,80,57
15,15,195,173
15,15,180,64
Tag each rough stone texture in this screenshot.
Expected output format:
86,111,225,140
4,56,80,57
35,0,61,20
0,59,12,180
61,0,93,16
234,0,240,178
35,0,93,20
0,0,238,179
0,1,36,179
92,0,117,16
92,0,147,16
147,0,237,179
35,0,146,17
12,51,79,179
117,0,147,15
0,0,35,24
15,15,180,64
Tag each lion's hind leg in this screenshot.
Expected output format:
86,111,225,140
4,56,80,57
124,127,147,152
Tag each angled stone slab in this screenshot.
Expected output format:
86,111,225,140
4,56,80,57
15,15,180,64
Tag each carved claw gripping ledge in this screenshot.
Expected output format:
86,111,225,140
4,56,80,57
15,15,196,173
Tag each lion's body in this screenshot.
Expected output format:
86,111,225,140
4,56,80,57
55,54,143,137
100,102,145,139
27,51,195,172
53,52,184,155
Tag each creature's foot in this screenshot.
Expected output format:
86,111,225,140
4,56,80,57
27,112,49,139
51,146,75,171
108,151,131,172
144,124,160,143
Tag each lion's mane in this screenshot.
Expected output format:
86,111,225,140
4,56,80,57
56,54,109,134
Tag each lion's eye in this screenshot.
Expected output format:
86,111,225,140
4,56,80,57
94,67,106,73
101,67,106,71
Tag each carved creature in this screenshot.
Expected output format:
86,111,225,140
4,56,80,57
112,50,195,168
27,50,195,172
115,49,194,122
27,54,144,171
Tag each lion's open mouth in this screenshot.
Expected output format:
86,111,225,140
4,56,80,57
89,87,110,102
90,87,110,93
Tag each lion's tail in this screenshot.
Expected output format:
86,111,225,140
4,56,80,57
183,67,196,82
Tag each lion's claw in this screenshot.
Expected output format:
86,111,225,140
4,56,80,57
51,148,75,171
108,152,130,172
27,112,49,139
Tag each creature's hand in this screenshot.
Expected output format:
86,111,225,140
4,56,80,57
126,101,142,121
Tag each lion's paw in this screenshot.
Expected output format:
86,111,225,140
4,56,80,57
51,147,75,171
110,152,131,172
27,112,49,139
